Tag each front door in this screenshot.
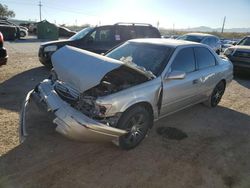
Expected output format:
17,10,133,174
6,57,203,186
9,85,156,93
160,47,203,116
80,26,115,54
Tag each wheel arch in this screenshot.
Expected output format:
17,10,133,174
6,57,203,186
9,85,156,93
120,101,154,128
221,79,226,87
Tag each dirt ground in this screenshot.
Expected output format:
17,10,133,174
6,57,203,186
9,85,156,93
0,38,250,188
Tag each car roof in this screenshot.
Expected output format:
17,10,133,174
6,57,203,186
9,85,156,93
184,32,217,37
96,24,156,28
128,38,205,48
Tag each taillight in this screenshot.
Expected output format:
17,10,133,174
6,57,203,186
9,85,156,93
0,32,4,43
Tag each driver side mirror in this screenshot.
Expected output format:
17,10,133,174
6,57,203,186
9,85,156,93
165,71,186,80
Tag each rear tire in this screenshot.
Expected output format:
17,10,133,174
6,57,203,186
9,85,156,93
204,81,225,107
117,106,151,150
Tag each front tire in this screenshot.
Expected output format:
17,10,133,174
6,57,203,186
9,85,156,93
205,81,225,107
117,106,151,150
20,31,26,38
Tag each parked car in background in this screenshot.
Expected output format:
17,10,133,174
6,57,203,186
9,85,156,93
38,23,161,68
28,23,37,34
0,24,17,41
19,26,28,38
0,32,8,66
224,36,250,71
58,26,76,38
21,39,233,149
221,39,233,52
0,18,21,39
177,33,221,54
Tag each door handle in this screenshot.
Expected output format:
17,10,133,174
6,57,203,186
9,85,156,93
192,79,199,84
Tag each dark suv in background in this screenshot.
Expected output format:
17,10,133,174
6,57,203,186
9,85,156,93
39,23,161,68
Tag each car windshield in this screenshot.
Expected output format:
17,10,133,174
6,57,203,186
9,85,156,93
177,35,203,42
237,37,250,46
69,27,93,40
106,42,174,76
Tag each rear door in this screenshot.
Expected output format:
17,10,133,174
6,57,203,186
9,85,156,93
160,47,203,116
193,47,220,98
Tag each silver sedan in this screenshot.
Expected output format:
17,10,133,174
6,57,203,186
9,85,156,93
20,39,233,149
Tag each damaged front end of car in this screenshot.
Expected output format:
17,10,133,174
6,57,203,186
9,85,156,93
20,46,154,144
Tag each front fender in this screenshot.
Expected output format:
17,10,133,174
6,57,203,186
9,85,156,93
96,77,162,119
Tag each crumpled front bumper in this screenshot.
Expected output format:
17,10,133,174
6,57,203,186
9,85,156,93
19,80,127,143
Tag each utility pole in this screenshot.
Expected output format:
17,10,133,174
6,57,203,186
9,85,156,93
221,16,226,34
38,1,42,21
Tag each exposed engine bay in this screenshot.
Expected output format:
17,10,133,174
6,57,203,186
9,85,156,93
83,65,149,97
53,65,150,126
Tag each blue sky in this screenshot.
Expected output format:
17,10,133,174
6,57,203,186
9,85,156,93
1,0,250,29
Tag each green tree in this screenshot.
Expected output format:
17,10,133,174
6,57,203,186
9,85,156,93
0,4,15,18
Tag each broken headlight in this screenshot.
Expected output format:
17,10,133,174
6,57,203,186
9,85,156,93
95,104,112,117
75,95,112,118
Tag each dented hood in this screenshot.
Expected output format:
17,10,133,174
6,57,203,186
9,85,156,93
51,46,123,92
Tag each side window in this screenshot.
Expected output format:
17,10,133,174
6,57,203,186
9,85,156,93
134,26,160,38
171,48,196,73
210,37,217,46
134,26,145,38
194,47,216,69
90,27,113,42
116,26,135,41
203,37,211,45
214,37,220,45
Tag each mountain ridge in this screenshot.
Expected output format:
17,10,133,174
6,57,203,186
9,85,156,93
178,26,250,33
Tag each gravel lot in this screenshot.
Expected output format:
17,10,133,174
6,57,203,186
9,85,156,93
0,38,250,188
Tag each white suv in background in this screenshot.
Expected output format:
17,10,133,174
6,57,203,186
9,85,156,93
177,33,221,54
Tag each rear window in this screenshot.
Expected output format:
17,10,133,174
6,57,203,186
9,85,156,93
177,35,203,43
194,47,216,69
